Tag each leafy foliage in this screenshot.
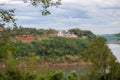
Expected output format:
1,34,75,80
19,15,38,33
0,9,15,23
0,38,17,59
82,37,116,80
68,71,78,80
6,26,58,37
115,33,120,37
0,69,79,80
25,0,61,15
68,28,96,40
11,36,89,57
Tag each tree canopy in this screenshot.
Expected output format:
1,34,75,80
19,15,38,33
82,37,116,80
115,33,120,37
68,28,96,40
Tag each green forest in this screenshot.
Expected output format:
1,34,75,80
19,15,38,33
0,26,120,80
1,0,120,80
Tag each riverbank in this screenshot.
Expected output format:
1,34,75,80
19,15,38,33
0,61,91,69
18,61,91,68
41,62,90,67
107,41,120,44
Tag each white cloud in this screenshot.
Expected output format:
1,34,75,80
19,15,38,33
63,0,120,8
21,22,69,30
0,0,24,4
15,16,37,20
0,0,10,3
111,22,120,25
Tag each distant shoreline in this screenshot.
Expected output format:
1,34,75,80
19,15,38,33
107,41,120,45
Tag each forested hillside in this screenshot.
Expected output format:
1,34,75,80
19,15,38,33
1,27,120,80
115,33,120,37
1,27,96,63
4,26,96,40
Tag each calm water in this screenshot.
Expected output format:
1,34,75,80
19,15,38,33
108,44,120,62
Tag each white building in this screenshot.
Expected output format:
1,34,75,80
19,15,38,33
57,30,77,38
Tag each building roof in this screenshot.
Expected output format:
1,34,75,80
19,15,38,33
16,36,33,41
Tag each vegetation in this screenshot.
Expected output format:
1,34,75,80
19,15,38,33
115,33,120,41
83,37,116,80
0,38,17,59
0,67,80,80
82,37,120,80
115,33,120,37
6,26,58,37
1,27,96,64
1,1,120,79
8,35,90,63
0,28,120,80
68,28,96,40
0,23,120,80
1,27,95,62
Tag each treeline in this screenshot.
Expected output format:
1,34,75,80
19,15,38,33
115,33,120,37
4,26,96,39
5,26,58,37
68,28,96,40
0,67,80,80
1,26,96,63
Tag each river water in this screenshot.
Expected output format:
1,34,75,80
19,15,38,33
108,44,120,62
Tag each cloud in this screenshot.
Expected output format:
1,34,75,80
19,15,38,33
0,0,10,3
8,0,23,4
0,0,24,4
63,0,120,8
15,16,37,20
111,21,120,26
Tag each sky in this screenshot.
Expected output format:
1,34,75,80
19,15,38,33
0,0,120,34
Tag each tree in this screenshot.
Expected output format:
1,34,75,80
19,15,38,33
0,9,15,24
28,0,61,15
68,28,96,40
0,38,17,59
49,71,66,80
68,28,83,37
108,62,120,80
115,33,120,37
68,71,78,80
0,0,61,60
82,37,116,80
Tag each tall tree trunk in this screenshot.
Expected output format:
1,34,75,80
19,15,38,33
103,68,107,80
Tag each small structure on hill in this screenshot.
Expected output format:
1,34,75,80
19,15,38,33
57,30,77,38
16,35,33,41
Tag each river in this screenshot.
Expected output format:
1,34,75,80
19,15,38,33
108,44,120,62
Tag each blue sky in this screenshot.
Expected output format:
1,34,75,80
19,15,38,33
0,0,120,34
